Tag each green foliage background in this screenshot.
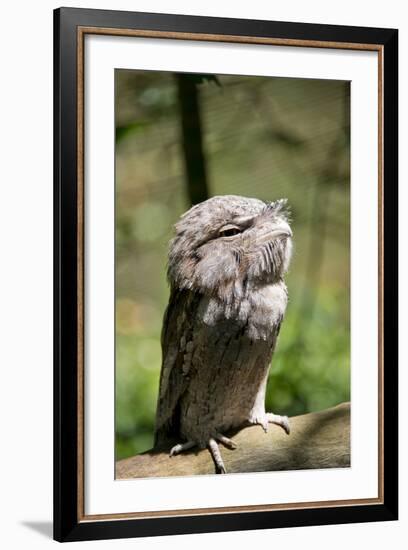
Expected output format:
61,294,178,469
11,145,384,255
115,71,350,461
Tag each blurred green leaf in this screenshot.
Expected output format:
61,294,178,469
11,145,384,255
116,120,151,143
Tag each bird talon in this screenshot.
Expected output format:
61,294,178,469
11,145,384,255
266,413,290,435
216,432,237,450
169,441,196,457
208,438,227,474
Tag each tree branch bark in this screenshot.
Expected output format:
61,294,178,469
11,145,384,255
116,402,350,478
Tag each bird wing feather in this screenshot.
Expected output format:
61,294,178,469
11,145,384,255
154,288,202,445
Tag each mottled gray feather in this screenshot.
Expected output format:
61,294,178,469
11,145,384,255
154,195,293,454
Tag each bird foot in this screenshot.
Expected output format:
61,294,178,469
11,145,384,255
169,433,237,474
250,413,290,435
267,413,290,434
169,440,196,457
215,432,238,450
208,438,227,474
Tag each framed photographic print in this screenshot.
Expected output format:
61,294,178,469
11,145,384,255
53,7,398,542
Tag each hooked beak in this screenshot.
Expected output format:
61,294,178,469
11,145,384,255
256,224,292,245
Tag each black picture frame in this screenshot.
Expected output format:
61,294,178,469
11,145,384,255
54,7,398,542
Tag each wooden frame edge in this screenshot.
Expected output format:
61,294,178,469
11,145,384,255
377,45,385,504
78,25,383,51
74,24,387,525
79,497,383,523
77,25,85,522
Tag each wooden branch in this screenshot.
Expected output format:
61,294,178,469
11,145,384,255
116,402,350,479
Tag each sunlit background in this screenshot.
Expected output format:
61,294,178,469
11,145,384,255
115,70,350,461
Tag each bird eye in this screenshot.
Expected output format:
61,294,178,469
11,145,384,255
219,225,241,238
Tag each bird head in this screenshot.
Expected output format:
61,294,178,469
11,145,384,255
168,195,292,302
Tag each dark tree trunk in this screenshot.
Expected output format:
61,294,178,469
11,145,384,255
176,74,210,205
